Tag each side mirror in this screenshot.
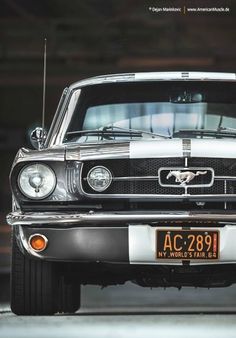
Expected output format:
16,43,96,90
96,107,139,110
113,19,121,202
30,127,47,149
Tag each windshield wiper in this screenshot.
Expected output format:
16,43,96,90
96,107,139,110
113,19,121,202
102,125,170,139
66,126,170,141
65,129,143,140
173,129,236,138
218,126,236,133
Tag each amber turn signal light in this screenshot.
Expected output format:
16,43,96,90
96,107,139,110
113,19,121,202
29,234,48,252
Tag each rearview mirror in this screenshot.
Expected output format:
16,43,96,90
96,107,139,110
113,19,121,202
170,92,203,104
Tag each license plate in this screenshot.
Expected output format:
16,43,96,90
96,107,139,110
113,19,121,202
156,229,219,260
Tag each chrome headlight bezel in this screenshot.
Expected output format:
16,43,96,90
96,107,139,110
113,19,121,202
17,163,57,200
87,165,112,192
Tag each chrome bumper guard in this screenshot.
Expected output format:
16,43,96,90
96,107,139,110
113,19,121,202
7,210,236,226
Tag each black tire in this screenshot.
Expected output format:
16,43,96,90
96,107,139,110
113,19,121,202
58,276,81,314
11,230,81,315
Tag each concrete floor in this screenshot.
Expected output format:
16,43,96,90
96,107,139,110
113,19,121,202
1,281,236,338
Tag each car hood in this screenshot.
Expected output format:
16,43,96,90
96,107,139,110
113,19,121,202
12,138,236,168
65,138,236,161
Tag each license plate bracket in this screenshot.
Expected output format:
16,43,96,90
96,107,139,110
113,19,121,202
156,229,219,260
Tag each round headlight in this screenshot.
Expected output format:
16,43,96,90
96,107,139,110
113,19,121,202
87,166,112,192
18,164,56,199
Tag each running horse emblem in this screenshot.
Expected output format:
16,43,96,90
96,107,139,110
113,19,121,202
166,170,207,186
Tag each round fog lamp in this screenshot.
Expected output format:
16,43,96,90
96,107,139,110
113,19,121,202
87,166,112,192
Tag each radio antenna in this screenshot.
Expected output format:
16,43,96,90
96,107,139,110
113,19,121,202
42,38,47,130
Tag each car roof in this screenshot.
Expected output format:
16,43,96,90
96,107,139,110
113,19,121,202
69,71,236,90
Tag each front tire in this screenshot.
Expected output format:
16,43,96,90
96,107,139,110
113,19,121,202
11,231,80,315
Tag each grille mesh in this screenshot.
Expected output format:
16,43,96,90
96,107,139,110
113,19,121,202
81,158,236,196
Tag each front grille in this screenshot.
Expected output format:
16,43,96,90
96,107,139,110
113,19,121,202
107,181,183,195
81,158,236,197
190,158,236,176
82,158,185,178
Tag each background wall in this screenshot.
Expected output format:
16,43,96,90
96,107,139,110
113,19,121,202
0,0,236,270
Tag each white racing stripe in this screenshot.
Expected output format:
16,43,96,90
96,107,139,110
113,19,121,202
130,138,236,159
191,139,236,158
129,139,183,158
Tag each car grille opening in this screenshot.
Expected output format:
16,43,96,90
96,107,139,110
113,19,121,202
80,158,236,198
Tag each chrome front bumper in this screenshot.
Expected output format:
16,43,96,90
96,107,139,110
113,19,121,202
7,210,236,226
7,211,236,265
14,223,236,265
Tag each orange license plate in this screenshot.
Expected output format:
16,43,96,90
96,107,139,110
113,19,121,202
156,230,219,260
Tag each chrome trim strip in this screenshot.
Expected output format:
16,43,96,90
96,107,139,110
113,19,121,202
184,157,188,167
215,176,236,180
83,176,159,182
7,211,236,226
182,139,191,157
84,175,236,182
18,226,43,258
113,176,158,181
69,72,236,90
224,180,227,210
84,174,236,182
77,193,236,199
55,90,82,145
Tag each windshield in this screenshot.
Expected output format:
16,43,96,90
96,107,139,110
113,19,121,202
63,81,236,143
